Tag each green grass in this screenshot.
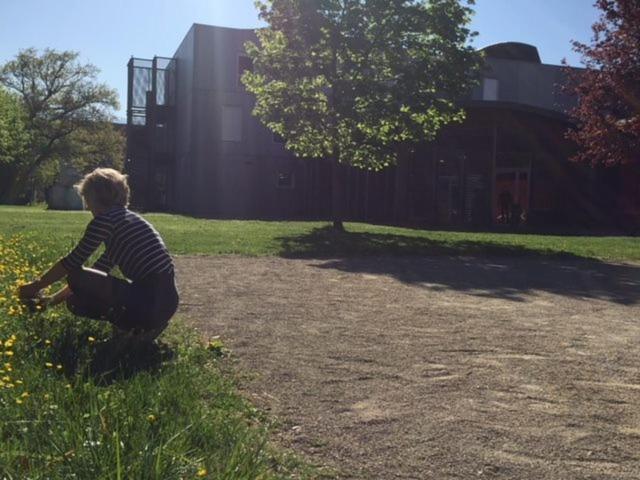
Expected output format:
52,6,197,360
0,205,638,262
0,232,323,479
0,206,636,477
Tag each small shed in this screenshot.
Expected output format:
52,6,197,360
46,164,84,210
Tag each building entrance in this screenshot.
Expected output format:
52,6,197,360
495,169,530,224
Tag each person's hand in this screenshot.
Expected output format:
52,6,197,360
21,294,51,313
18,281,43,300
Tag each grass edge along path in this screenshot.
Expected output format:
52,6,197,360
0,233,328,479
0,206,638,262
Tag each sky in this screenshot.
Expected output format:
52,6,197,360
0,0,601,122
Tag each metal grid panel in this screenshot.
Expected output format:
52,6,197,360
132,66,152,109
155,68,167,106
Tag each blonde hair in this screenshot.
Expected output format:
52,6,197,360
76,168,130,210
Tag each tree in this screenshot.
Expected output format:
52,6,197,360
0,88,30,202
0,88,29,164
0,48,123,203
565,0,640,167
243,0,482,230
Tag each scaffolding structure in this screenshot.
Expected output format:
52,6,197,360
126,56,176,210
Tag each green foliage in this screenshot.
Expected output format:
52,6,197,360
65,123,125,172
243,0,482,170
0,88,29,166
0,49,124,203
0,89,31,202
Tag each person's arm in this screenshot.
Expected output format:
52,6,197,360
18,217,111,299
60,216,112,273
20,283,72,312
92,251,115,274
18,260,68,299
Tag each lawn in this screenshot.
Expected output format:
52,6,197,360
0,205,637,478
0,205,638,262
0,212,317,478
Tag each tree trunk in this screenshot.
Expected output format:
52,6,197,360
1,156,47,204
331,157,346,231
1,170,29,204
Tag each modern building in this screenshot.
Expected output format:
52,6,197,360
126,24,639,229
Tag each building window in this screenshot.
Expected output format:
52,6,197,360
276,172,295,189
483,78,499,101
238,55,253,87
221,105,242,142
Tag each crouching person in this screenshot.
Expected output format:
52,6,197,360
18,168,179,342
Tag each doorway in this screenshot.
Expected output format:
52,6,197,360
495,168,530,224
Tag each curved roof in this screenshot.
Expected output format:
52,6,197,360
464,100,573,123
481,42,542,63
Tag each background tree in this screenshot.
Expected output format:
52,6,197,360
565,0,640,167
0,48,124,203
243,0,482,230
0,88,30,198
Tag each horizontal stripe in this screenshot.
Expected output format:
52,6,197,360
62,207,173,282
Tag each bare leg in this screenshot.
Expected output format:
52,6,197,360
48,286,72,306
65,267,126,320
67,267,116,304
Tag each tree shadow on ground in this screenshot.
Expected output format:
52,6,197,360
277,226,640,305
276,225,593,259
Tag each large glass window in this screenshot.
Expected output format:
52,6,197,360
276,172,295,189
238,56,253,87
483,78,499,101
436,153,463,225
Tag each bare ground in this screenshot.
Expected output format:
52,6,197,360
175,255,640,479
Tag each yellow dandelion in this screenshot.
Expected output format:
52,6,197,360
15,398,23,404
15,380,22,385
21,391,29,398
56,364,63,370
45,362,53,368
4,351,13,357
43,393,50,400
88,336,96,343
147,414,157,423
196,468,207,477
44,339,51,345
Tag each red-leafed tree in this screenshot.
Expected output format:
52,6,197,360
565,0,640,167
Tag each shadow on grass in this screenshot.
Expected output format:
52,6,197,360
50,326,175,385
276,225,592,259
86,337,175,385
277,226,640,305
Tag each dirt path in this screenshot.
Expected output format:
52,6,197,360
175,255,640,479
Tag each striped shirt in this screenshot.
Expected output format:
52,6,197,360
62,207,173,282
